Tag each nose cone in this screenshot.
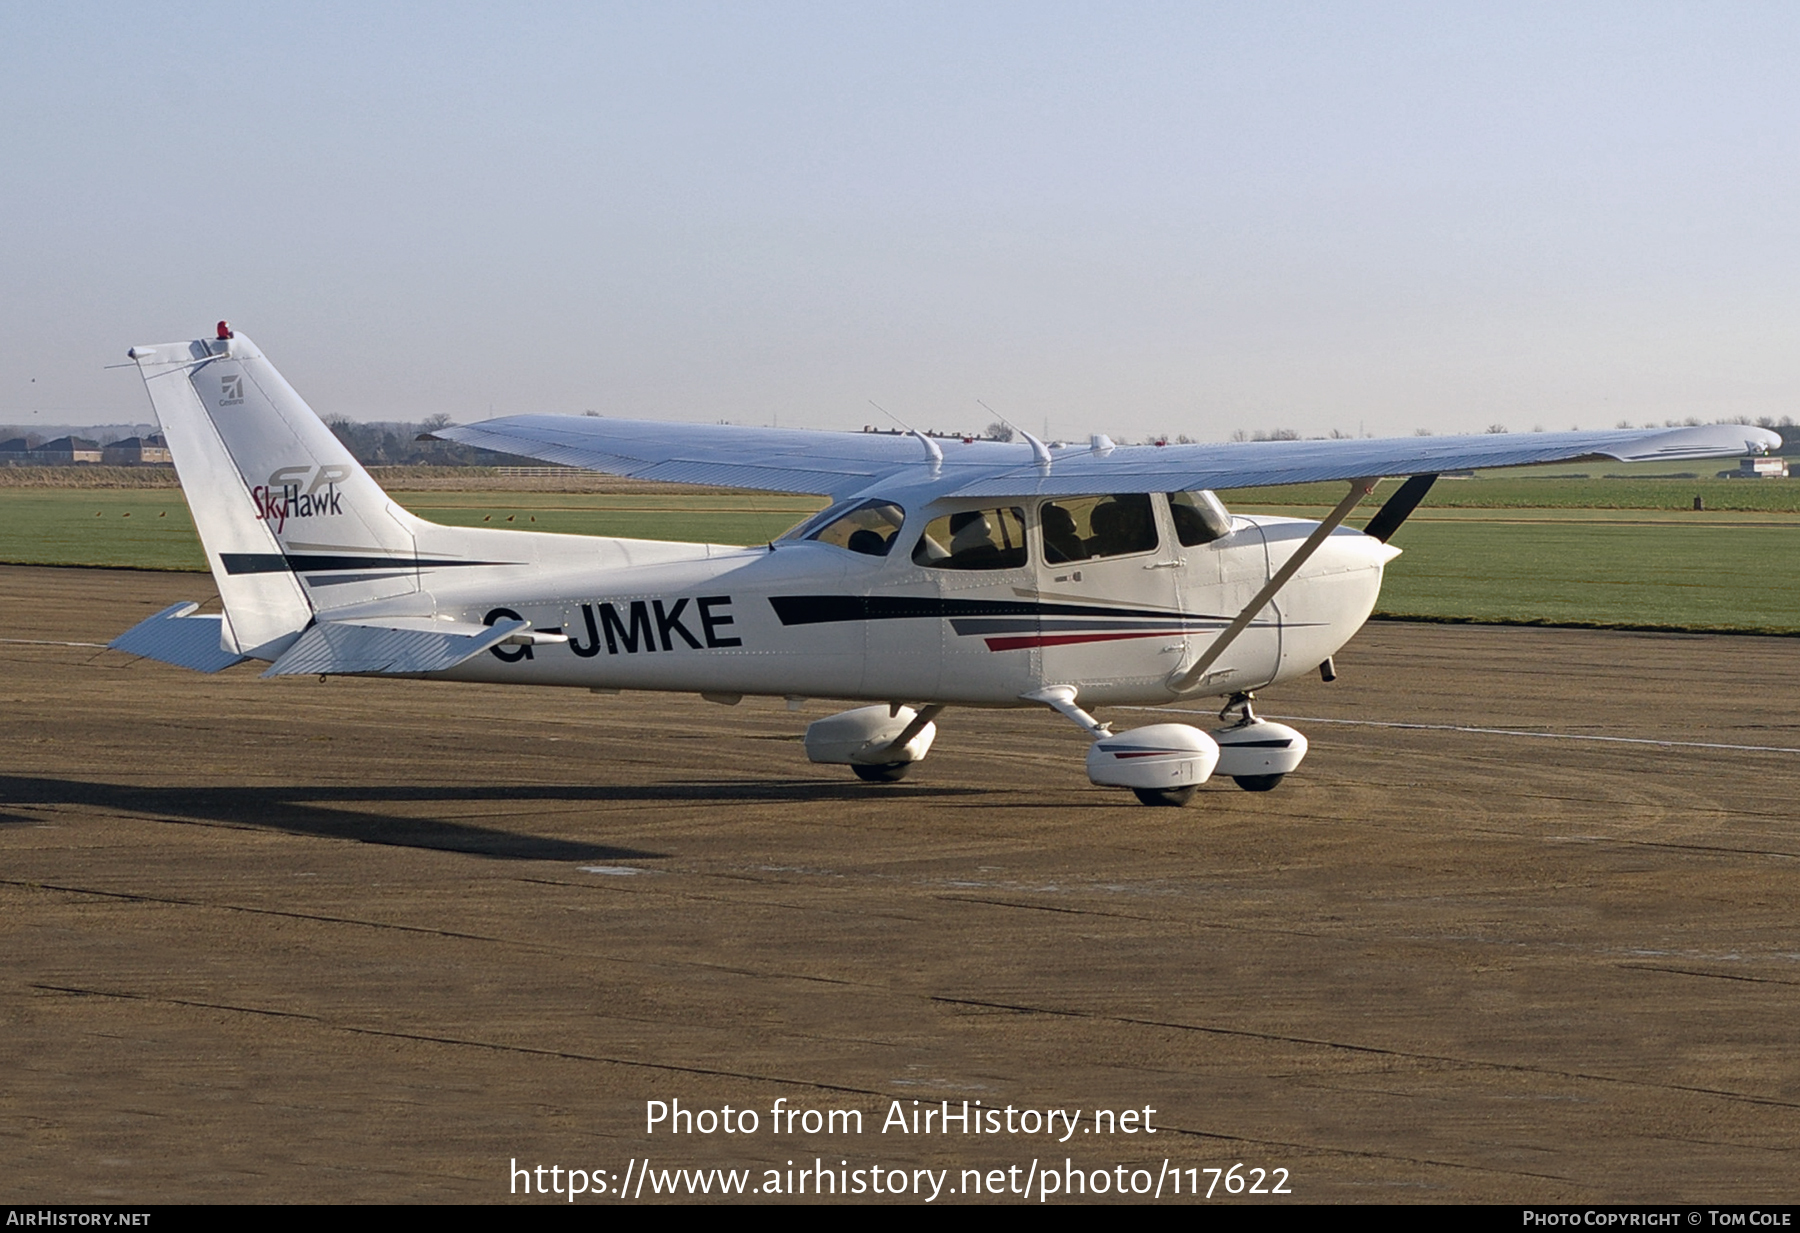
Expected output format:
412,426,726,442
1318,526,1400,572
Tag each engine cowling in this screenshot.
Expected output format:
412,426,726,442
1086,723,1220,791
804,705,938,766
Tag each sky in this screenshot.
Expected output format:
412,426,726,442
4,1,1799,441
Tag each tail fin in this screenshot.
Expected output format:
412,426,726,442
128,329,425,656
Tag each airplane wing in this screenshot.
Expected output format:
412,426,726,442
432,415,1021,500
433,416,1780,498
951,423,1782,496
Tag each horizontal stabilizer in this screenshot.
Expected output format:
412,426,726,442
109,604,250,673
262,616,539,677
110,603,250,673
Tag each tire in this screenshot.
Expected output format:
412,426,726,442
1233,773,1284,792
852,762,912,783
1132,786,1195,807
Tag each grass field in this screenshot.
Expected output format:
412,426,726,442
1221,475,1800,631
395,490,823,544
0,491,210,572
3,485,1796,633
0,490,823,573
1221,473,1800,512
1372,518,1800,631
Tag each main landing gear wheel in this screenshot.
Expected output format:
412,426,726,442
1132,786,1195,807
1211,693,1306,793
852,762,912,783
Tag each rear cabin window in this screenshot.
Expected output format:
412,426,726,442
911,507,1028,570
1039,494,1158,563
805,500,905,557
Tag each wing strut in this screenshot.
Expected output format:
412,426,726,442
1168,478,1378,695
1361,473,1438,543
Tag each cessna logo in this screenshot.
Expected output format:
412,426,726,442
218,374,244,406
252,464,350,533
484,597,741,663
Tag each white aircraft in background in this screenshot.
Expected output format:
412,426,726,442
112,324,1778,805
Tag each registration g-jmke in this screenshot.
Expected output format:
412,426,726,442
113,325,1777,805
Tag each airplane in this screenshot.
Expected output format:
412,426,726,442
110,323,1781,805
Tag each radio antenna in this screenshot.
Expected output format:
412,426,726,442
976,399,1051,470
870,400,942,472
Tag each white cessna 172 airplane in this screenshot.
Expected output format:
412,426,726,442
113,324,1779,805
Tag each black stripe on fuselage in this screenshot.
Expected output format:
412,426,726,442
220,553,515,575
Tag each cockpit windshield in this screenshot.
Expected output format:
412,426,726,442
795,499,906,557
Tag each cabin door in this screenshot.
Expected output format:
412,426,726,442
1032,493,1186,701
1167,490,1281,694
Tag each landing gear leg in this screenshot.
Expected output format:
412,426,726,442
1218,691,1258,728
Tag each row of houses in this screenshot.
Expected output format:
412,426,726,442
0,435,172,465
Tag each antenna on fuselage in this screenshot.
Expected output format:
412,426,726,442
976,399,1052,470
870,400,942,475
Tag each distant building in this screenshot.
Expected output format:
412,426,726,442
102,434,172,465
0,436,103,464
1735,455,1789,479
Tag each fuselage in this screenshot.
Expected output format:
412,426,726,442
322,491,1397,709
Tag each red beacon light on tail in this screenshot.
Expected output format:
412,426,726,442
216,320,234,340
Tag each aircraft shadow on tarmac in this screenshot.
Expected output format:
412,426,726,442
0,775,982,861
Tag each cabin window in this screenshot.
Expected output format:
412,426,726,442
1039,494,1158,563
911,507,1028,570
805,499,906,556
1168,490,1233,547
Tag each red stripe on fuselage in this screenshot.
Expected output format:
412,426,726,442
983,629,1184,652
